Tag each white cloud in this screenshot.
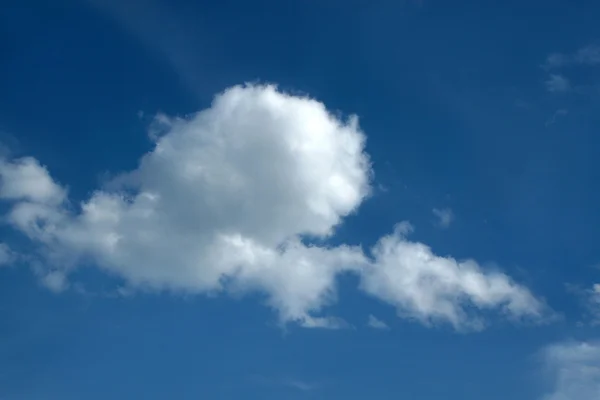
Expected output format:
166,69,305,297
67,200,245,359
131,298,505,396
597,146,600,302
0,84,370,326
432,207,454,228
367,314,389,330
39,270,69,293
300,315,351,329
541,341,600,400
361,223,544,331
545,74,571,93
0,157,66,205
0,84,545,330
0,243,15,266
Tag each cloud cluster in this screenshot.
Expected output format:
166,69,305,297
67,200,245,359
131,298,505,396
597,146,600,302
0,84,545,330
542,341,600,400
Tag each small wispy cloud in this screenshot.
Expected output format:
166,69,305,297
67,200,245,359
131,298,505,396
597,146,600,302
248,375,318,392
432,208,454,228
545,44,600,69
367,314,389,330
545,74,571,93
576,45,600,65
545,109,568,126
0,243,15,266
542,45,600,96
284,379,318,392
300,315,351,330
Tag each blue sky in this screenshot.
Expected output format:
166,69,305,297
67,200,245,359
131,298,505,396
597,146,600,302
1,0,600,399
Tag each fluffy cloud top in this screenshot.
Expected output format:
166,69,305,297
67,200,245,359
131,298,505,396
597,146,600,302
0,84,545,330
0,157,66,205
542,341,600,400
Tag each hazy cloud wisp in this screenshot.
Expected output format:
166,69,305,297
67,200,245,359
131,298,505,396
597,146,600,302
432,208,454,228
367,314,389,330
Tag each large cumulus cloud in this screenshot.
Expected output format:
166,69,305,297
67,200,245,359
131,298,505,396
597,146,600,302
0,84,545,329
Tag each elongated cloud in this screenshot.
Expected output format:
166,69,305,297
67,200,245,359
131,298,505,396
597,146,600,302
362,223,542,330
0,84,545,329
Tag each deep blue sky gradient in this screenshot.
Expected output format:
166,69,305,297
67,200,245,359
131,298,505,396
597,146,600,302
1,0,600,399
